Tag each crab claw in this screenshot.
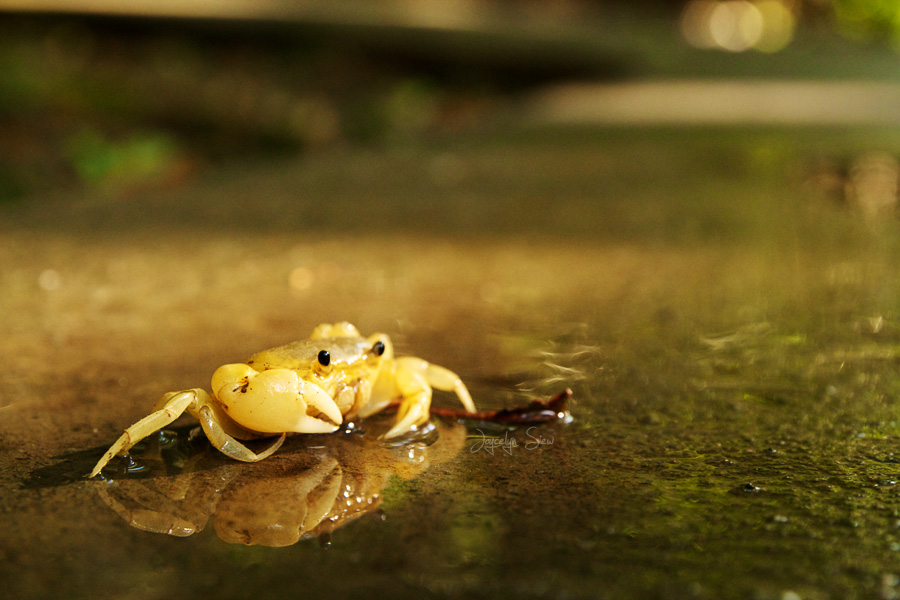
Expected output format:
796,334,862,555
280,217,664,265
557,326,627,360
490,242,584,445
293,379,344,433
212,365,342,434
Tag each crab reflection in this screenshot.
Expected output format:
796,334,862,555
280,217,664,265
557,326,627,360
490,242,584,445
94,420,466,546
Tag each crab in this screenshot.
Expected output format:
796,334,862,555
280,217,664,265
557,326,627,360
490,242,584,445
89,322,475,478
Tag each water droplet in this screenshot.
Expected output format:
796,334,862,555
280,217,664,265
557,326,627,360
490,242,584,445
731,482,762,495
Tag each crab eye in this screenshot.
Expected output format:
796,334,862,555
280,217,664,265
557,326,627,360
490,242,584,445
317,350,331,367
372,341,385,357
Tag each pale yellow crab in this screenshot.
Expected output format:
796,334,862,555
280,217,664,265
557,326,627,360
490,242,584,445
89,322,475,478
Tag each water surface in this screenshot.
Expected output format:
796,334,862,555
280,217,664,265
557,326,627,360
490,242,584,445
4,128,900,599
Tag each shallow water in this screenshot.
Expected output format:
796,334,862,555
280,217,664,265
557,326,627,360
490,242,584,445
5,128,900,599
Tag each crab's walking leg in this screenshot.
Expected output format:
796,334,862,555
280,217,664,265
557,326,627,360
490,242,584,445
89,389,201,478
194,404,286,463
90,388,288,477
383,358,475,439
383,367,432,439
421,363,476,414
310,322,360,339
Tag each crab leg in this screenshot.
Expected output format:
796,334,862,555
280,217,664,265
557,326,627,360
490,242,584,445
89,389,201,478
382,358,475,439
383,367,433,439
90,388,288,478
310,322,360,339
193,404,286,463
421,363,476,413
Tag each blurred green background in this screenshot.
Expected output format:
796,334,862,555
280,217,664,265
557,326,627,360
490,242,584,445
2,0,900,204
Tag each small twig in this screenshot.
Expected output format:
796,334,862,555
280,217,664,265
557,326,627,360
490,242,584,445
429,388,572,425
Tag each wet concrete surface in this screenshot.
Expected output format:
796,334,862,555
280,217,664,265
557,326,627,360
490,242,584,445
5,127,900,598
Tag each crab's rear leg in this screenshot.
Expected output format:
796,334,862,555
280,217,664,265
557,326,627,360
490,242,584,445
383,358,476,439
89,389,202,478
310,322,360,339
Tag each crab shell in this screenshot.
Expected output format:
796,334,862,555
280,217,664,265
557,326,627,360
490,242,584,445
209,334,392,435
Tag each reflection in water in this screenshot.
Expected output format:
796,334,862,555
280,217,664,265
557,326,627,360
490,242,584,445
94,420,467,546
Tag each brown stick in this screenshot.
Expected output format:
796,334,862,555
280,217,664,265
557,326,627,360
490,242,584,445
428,388,572,425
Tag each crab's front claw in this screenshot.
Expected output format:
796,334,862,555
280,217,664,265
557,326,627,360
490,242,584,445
292,379,344,433
213,364,342,435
